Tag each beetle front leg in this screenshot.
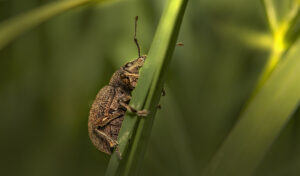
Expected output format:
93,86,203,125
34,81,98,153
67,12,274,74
123,72,139,78
119,101,149,117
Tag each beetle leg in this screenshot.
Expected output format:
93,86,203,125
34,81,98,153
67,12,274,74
95,112,123,127
119,101,149,117
94,129,122,159
95,129,118,148
124,72,139,78
121,95,131,102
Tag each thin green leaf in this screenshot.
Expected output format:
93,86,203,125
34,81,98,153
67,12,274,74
261,0,279,33
203,38,300,176
0,0,111,50
105,0,188,175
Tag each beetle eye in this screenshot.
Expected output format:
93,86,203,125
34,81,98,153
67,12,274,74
126,63,132,67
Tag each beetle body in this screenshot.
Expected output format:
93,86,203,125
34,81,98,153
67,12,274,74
88,56,146,155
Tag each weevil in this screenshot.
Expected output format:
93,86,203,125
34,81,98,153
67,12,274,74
88,16,148,156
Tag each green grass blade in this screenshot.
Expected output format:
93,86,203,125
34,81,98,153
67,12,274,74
203,38,300,176
261,0,279,33
0,0,110,50
105,0,188,175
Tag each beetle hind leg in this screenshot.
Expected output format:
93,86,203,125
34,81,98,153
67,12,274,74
95,129,122,159
95,129,118,148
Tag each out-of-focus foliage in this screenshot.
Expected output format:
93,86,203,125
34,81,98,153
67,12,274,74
0,0,299,176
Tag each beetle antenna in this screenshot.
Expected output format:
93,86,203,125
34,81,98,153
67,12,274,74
134,16,141,58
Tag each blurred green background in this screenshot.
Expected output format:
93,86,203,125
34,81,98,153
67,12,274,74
1,0,300,175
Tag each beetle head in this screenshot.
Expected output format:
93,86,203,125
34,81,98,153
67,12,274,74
123,55,146,74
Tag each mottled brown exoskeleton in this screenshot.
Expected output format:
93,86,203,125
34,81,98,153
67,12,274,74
88,16,148,156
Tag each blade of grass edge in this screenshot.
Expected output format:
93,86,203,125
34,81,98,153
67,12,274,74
202,37,300,176
105,0,188,175
0,0,111,50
